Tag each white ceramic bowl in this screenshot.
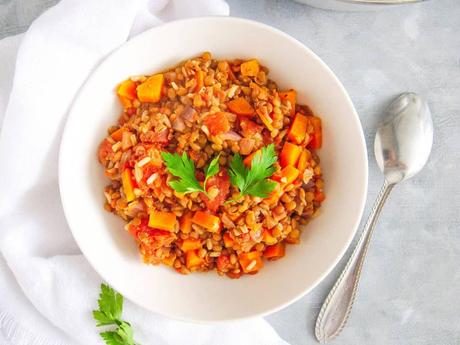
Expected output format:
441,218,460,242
59,17,368,322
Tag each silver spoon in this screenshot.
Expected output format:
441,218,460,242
315,92,433,343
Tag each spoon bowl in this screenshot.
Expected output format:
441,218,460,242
374,93,434,184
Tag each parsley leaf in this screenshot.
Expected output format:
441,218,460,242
162,151,221,197
93,284,139,345
204,153,221,184
228,144,278,198
93,283,123,326
162,152,204,194
100,331,126,345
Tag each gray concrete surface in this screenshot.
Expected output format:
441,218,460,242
1,0,459,344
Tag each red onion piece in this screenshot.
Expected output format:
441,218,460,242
172,117,185,132
220,131,242,141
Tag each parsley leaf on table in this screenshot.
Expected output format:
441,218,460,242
162,151,220,197
93,284,139,345
93,283,123,326
228,144,278,198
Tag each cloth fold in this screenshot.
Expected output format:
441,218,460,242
0,1,288,344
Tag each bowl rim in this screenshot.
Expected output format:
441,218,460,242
59,15,368,323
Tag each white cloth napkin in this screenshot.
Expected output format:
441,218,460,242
0,1,289,344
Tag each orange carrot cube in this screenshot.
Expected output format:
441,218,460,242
263,242,285,260
179,212,193,233
239,251,264,273
287,113,309,144
192,211,220,232
263,181,283,205
148,210,177,232
280,142,302,167
307,116,322,149
227,97,254,116
297,149,311,174
280,165,300,186
240,59,260,77
117,79,137,108
162,254,176,267
262,229,277,245
137,74,164,103
180,238,202,252
203,112,230,135
185,250,204,269
110,127,128,141
223,232,234,248
117,79,137,99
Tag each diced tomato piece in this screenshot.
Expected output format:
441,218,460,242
262,130,273,146
148,211,177,232
279,90,297,116
240,118,263,138
192,211,221,232
226,271,243,279
280,142,302,167
98,139,113,164
203,112,230,135
263,242,285,260
128,219,145,237
185,250,204,269
287,113,309,144
140,164,159,186
216,255,231,271
199,170,230,212
130,219,174,246
239,251,264,273
227,97,254,116
307,116,322,149
180,238,202,251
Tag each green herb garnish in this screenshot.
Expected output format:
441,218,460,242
161,151,220,197
228,144,278,198
93,283,139,345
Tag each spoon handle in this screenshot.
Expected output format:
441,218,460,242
315,181,394,343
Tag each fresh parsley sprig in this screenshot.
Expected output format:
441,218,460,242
93,284,139,345
161,151,220,197
228,144,278,198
